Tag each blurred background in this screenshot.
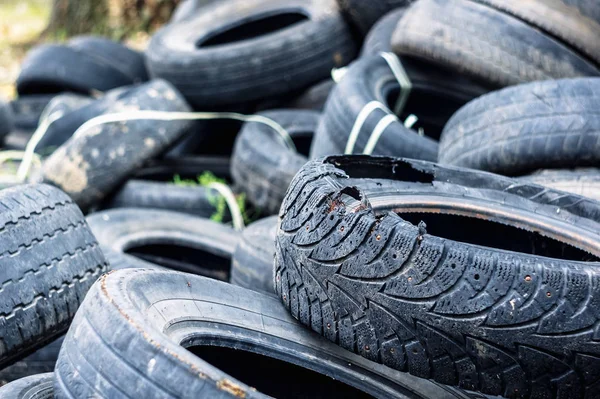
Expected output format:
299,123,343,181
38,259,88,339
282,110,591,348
0,0,186,98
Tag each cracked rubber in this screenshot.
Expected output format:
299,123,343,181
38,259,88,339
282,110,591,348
0,184,107,370
40,80,193,211
147,0,356,108
54,268,490,399
231,216,278,293
439,78,600,176
0,373,54,399
519,168,600,202
231,109,319,215
274,155,600,398
392,0,600,88
87,208,238,281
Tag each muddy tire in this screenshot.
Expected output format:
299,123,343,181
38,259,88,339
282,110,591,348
54,268,484,399
231,216,278,293
275,155,600,398
0,184,107,369
392,0,600,88
519,168,600,201
231,110,318,215
147,0,356,108
439,78,600,176
40,80,193,211
87,208,238,280
0,373,54,399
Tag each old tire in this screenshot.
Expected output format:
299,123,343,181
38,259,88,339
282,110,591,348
275,155,600,398
439,78,600,175
337,0,414,35
0,338,63,386
147,0,356,108
0,184,107,369
0,373,53,399
9,95,54,131
0,98,14,140
40,80,193,211
87,208,238,280
134,156,231,181
519,168,600,201
231,109,318,215
392,0,600,88
231,216,278,293
54,268,483,399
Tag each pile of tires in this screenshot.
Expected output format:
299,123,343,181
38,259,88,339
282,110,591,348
0,0,599,398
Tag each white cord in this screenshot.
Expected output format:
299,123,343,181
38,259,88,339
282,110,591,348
331,67,348,83
207,182,245,231
71,110,296,152
380,52,412,116
345,101,391,154
363,114,398,155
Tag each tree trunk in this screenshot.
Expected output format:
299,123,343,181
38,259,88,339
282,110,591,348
45,0,181,39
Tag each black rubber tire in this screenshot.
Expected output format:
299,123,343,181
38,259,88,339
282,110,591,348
54,268,487,399
68,36,148,84
470,0,600,68
32,93,93,155
40,80,193,211
439,78,600,176
519,168,600,201
87,208,238,281
134,156,231,181
231,216,277,293
3,131,33,151
360,7,405,56
311,55,466,159
392,0,600,88
0,373,53,399
337,0,414,35
275,155,600,398
105,180,230,220
0,98,13,140
231,109,318,215
0,184,107,369
284,79,335,112
0,338,63,386
9,95,54,131
16,44,134,96
147,0,357,108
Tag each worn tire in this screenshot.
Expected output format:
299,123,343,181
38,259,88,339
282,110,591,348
337,0,414,35
0,373,53,399
105,180,230,220
87,208,238,280
231,110,318,215
439,78,600,176
134,156,231,181
3,131,33,151
0,184,107,369
284,79,335,112
147,0,356,108
17,45,135,96
0,338,63,386
0,98,13,140
275,155,600,398
392,0,600,88
68,36,148,84
519,168,600,201
231,216,277,293
54,268,486,399
40,80,193,210
9,95,54,131
311,55,459,159
360,7,405,56
470,0,600,68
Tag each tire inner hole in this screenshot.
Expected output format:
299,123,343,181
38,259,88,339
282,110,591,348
188,345,373,399
126,243,230,281
396,212,598,262
197,11,309,47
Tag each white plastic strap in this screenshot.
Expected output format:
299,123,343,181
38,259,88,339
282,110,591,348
331,67,348,83
71,110,296,152
206,182,245,231
363,114,398,155
380,52,412,116
345,101,391,154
